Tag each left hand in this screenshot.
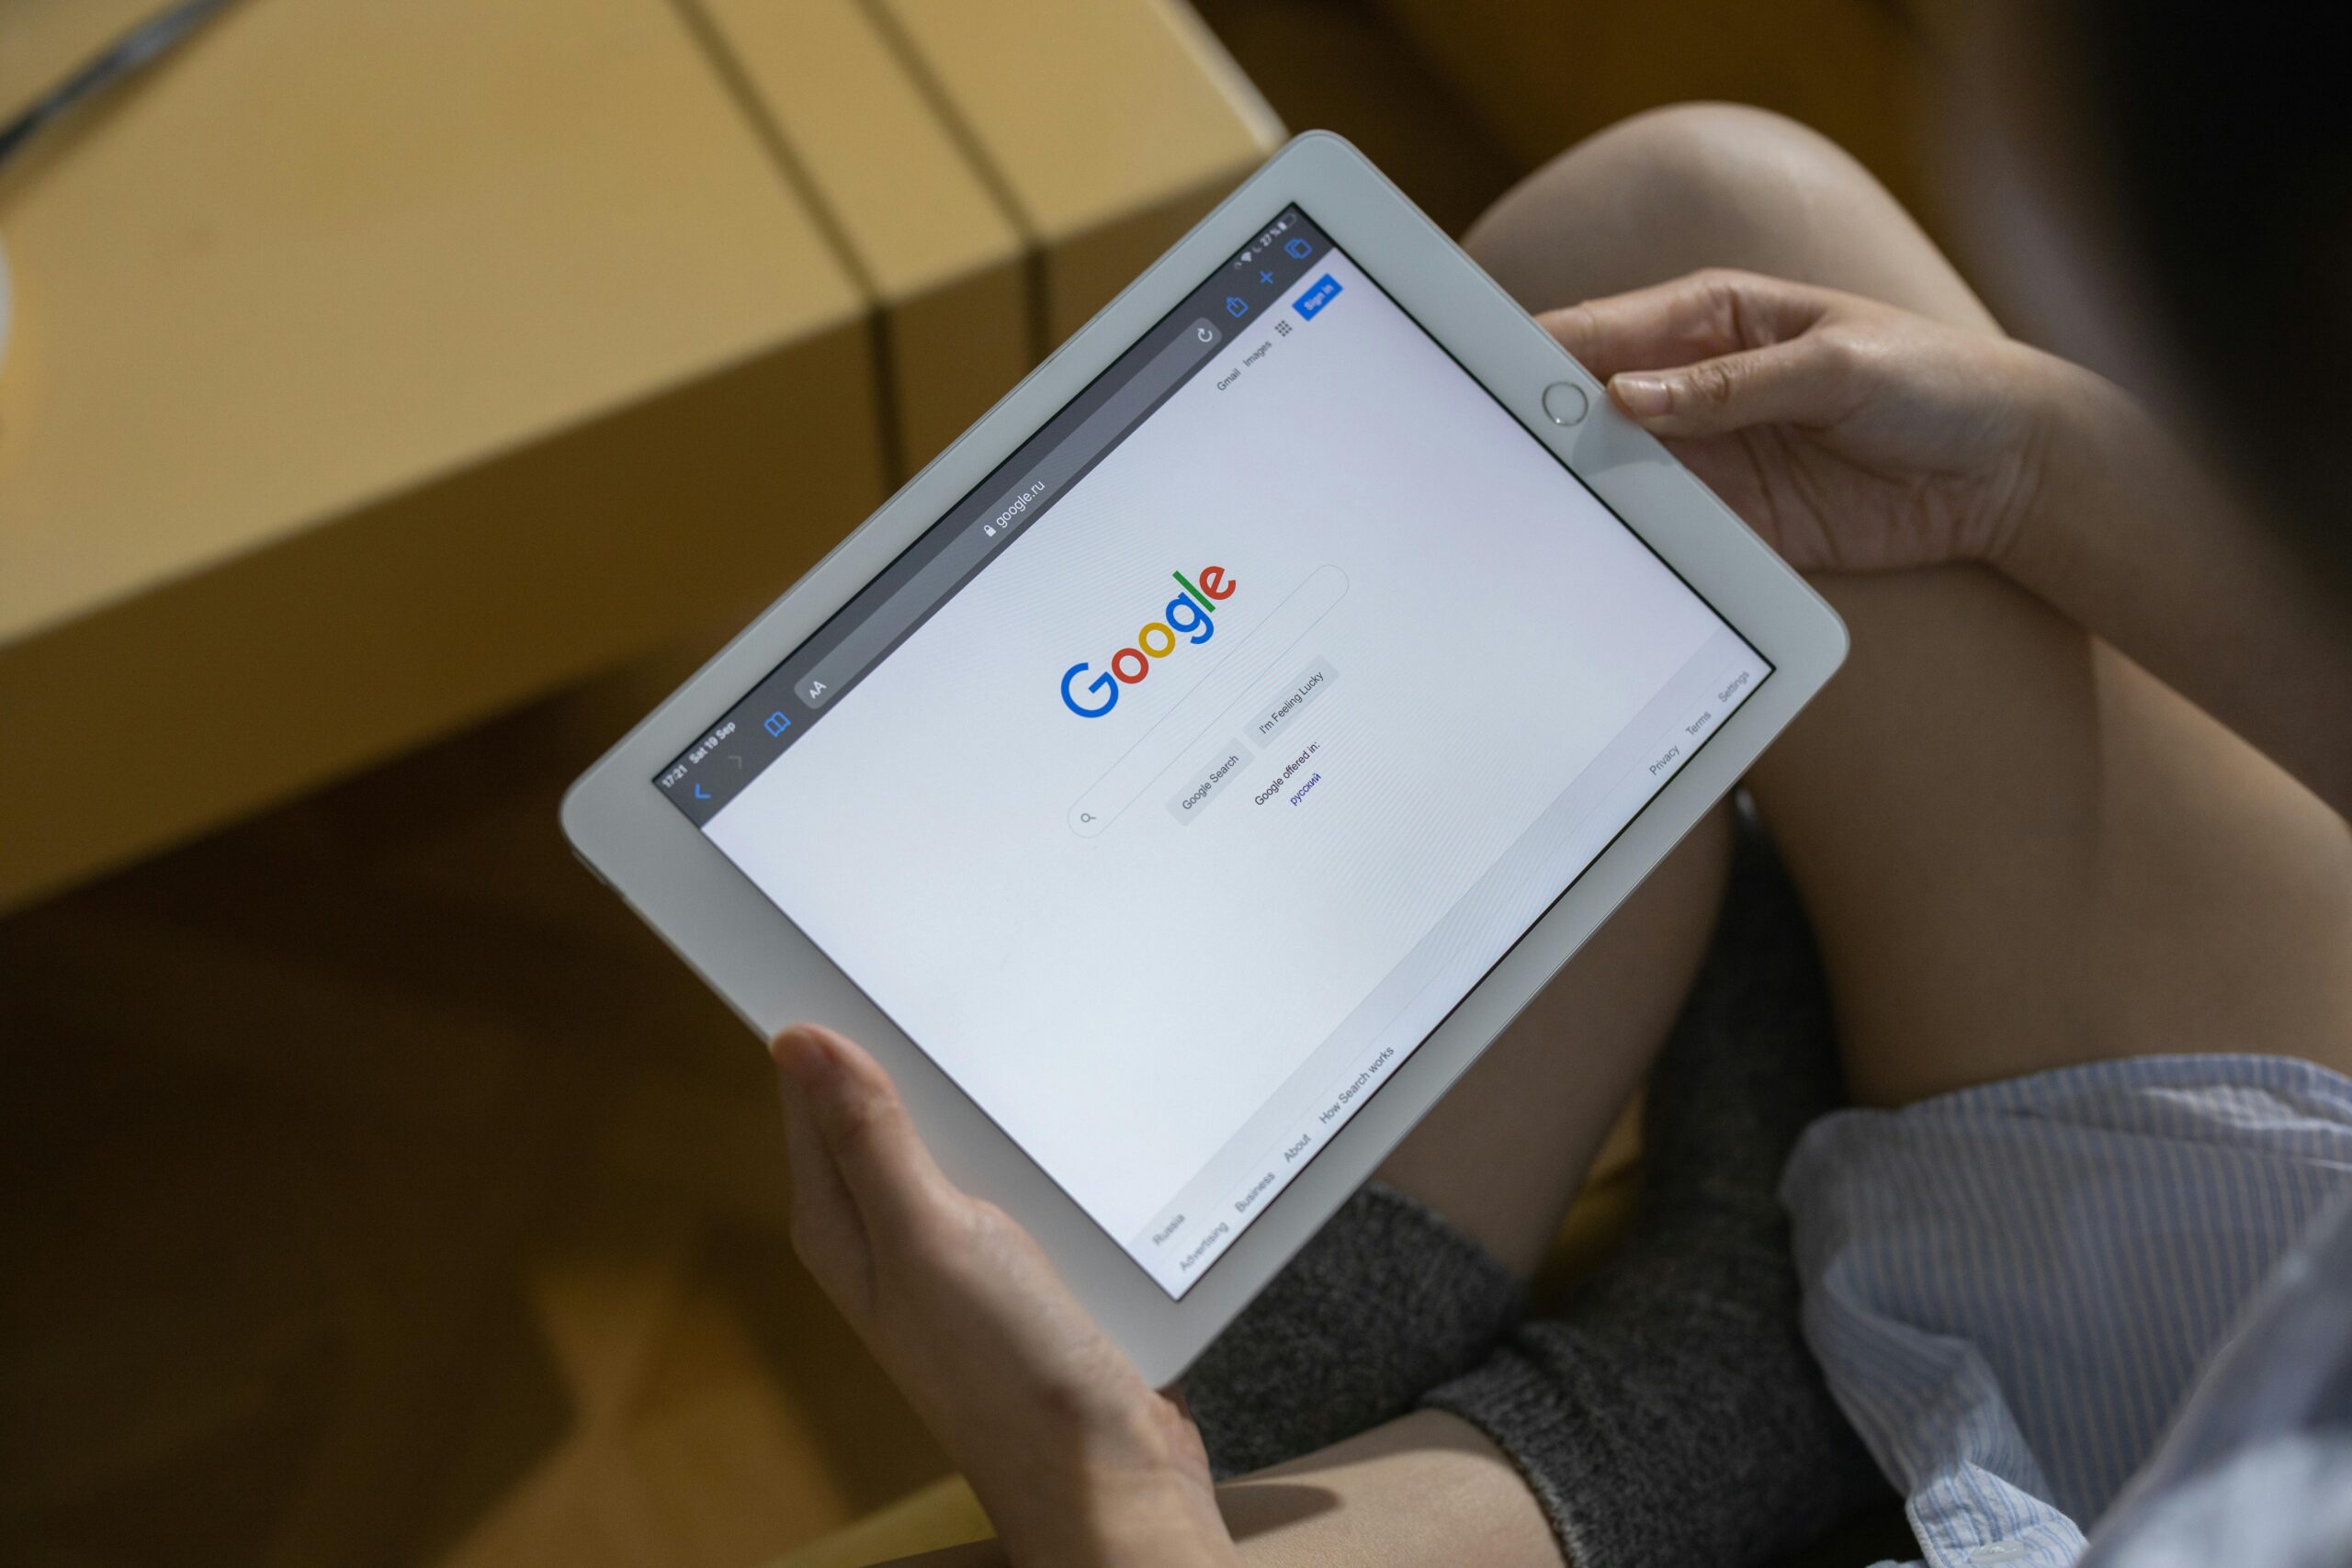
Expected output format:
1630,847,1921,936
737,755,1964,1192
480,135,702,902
771,1023,1234,1568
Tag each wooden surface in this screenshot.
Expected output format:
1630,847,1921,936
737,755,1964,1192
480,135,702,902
881,0,1283,343
0,651,954,1566
694,0,1031,470
0,0,886,914
0,0,1278,914
0,0,865,626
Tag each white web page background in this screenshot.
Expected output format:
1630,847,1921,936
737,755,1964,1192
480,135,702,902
707,250,1751,1280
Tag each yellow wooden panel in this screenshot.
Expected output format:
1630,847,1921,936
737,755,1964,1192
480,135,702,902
0,0,866,640
769,1474,989,1568
0,0,1289,908
0,0,884,909
0,0,169,124
696,0,1015,303
699,0,1032,469
882,0,1282,342
0,334,881,911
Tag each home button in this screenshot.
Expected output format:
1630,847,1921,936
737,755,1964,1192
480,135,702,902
1542,381,1589,426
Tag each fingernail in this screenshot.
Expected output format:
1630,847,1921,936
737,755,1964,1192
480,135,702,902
1611,375,1672,418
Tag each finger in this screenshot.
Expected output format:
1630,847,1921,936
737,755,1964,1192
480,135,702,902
1541,269,1828,381
1604,334,1860,439
776,1055,870,1302
772,1024,944,1244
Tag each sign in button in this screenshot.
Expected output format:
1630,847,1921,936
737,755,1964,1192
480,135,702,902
1294,274,1342,320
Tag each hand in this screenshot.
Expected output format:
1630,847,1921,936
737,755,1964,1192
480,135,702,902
772,1024,1234,1568
1544,268,2109,573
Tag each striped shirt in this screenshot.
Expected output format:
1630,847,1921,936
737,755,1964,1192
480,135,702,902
1782,1055,2352,1568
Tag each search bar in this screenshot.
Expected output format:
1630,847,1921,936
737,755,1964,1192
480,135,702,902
1069,564,1350,837
797,317,1225,711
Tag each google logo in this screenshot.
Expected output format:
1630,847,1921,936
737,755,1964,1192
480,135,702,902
1060,566,1238,717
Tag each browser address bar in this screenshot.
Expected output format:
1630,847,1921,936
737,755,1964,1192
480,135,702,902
795,318,1225,712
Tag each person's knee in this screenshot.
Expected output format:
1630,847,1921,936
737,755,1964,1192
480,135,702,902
1466,102,1925,313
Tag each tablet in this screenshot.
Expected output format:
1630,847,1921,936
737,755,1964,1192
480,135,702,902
563,132,1845,1383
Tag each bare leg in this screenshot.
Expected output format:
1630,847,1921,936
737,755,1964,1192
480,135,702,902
1370,805,1729,1278
894,1411,1557,1567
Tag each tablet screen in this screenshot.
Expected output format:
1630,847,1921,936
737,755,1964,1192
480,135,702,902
658,207,1769,1298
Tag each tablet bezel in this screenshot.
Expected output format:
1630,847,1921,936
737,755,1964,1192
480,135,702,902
562,130,1847,1386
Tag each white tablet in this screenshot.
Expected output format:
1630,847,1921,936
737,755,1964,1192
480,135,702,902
563,132,1845,1384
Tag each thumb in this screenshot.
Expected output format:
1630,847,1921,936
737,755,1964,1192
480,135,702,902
1607,335,1855,439
772,1024,942,1242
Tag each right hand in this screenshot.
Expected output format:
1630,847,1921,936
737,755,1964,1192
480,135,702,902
771,1024,1234,1568
1542,268,2109,573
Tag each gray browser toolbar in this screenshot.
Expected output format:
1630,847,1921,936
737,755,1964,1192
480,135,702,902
792,320,1219,715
